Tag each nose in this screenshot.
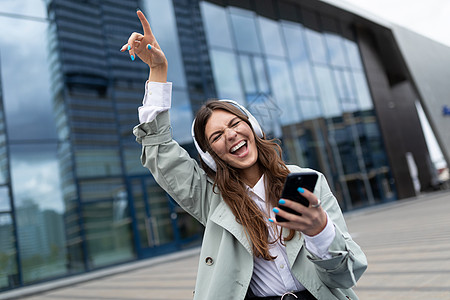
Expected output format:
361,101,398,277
224,127,238,140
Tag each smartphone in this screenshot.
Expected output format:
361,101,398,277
275,172,318,222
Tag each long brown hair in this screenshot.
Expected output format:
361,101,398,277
193,100,294,260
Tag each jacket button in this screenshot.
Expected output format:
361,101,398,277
205,257,214,266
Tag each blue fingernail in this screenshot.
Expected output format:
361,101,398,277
268,218,274,223
298,187,305,193
279,199,286,205
131,54,135,61
273,208,279,213
147,44,152,50
127,45,131,51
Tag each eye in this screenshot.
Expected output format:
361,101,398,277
231,120,241,127
211,133,222,143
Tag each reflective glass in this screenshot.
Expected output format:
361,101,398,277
200,2,234,49
124,146,146,175
0,187,10,211
333,69,348,99
144,179,175,246
75,149,122,178
0,9,57,142
83,198,135,268
324,32,347,67
230,11,261,54
253,56,270,94
266,57,301,125
239,55,257,94
209,49,244,103
304,28,327,65
0,112,7,185
0,213,18,290
281,22,317,97
344,39,364,70
10,143,67,283
314,66,341,117
145,0,187,88
258,17,286,57
171,89,194,145
299,99,322,121
353,71,374,110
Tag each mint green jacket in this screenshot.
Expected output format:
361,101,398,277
133,111,367,300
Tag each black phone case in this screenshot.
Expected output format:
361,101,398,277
275,172,318,222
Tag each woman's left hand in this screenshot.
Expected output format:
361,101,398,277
271,188,327,236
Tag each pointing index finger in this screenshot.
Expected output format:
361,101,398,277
136,10,153,39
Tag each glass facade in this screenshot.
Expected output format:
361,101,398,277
0,0,202,292
0,0,415,293
200,2,396,210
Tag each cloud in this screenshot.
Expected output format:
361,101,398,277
342,0,450,47
10,145,64,213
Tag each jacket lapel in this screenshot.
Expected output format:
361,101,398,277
210,200,253,254
284,229,304,267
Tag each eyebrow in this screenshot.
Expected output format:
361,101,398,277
208,117,241,142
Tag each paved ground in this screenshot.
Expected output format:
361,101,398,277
4,190,450,300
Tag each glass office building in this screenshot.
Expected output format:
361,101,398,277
0,0,448,293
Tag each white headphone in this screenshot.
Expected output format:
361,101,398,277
191,99,264,172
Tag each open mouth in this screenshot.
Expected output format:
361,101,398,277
230,140,248,156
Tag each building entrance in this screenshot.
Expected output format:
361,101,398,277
128,176,179,258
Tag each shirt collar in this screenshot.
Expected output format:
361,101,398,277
246,174,266,202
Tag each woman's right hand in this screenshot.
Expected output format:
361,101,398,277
120,10,167,81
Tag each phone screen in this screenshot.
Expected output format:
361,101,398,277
275,172,318,222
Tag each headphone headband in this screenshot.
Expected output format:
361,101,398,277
191,99,263,172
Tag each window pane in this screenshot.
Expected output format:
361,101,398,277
325,32,347,67
83,197,134,269
171,89,194,145
266,58,300,125
258,17,286,57
145,0,187,87
345,39,364,70
0,213,18,290
305,28,327,65
200,2,234,49
10,144,67,283
299,99,322,120
0,187,10,211
314,66,341,117
1,13,57,142
75,149,122,178
230,11,261,54
253,56,270,94
281,22,316,97
353,71,374,110
209,49,244,102
239,55,257,94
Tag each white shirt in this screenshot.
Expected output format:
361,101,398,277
246,175,335,296
138,81,336,297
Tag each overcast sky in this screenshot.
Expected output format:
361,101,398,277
339,0,450,47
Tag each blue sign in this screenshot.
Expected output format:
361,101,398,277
444,105,450,116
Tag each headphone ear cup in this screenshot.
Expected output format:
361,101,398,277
192,120,217,171
200,152,217,172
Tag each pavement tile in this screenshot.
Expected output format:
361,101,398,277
8,190,450,300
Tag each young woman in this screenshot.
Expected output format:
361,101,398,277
122,10,367,300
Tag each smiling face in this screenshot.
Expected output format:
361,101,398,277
204,109,259,175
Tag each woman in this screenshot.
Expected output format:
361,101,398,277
123,10,367,300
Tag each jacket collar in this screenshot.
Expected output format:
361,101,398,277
210,200,253,254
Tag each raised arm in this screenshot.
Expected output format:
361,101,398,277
120,10,168,83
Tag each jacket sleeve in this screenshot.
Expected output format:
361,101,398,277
307,171,368,289
133,111,213,226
